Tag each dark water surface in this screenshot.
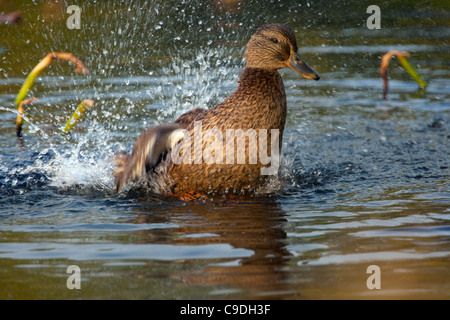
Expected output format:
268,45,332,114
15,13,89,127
0,0,449,299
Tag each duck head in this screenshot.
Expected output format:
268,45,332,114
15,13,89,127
245,23,320,80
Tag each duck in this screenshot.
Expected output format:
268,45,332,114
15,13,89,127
114,23,319,197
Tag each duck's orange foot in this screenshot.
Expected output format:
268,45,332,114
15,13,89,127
173,190,208,201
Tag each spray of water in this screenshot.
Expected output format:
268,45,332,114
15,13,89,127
1,1,251,196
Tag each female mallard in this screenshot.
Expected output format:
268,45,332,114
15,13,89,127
114,23,319,196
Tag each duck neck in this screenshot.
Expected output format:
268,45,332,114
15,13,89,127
236,66,286,119
237,67,285,96
232,67,287,136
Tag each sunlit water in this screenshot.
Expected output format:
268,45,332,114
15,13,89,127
0,0,449,299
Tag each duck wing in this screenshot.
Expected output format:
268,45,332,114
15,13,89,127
114,123,185,192
114,107,205,192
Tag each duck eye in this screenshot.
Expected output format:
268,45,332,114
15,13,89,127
271,38,279,44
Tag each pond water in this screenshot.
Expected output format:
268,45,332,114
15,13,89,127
0,0,449,299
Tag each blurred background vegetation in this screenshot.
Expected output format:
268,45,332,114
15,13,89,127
1,0,449,78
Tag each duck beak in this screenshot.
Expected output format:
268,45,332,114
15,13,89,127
285,50,320,80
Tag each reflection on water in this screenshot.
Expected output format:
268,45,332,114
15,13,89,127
0,0,449,299
129,199,292,298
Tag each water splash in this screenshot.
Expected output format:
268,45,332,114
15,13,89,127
1,19,243,198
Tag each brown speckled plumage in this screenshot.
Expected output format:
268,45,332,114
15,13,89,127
114,23,319,196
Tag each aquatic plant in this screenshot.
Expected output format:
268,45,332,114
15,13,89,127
380,50,427,99
62,99,95,135
15,52,89,137
15,98,38,137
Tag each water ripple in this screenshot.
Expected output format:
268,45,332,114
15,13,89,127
0,243,253,261
302,250,450,266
